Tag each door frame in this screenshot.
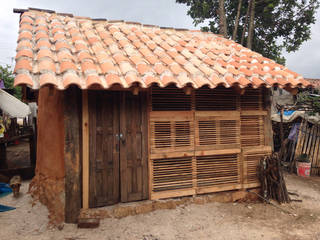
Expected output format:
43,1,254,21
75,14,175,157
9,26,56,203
82,90,149,209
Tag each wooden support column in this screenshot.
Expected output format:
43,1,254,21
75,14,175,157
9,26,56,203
0,143,7,169
64,86,82,223
82,90,89,210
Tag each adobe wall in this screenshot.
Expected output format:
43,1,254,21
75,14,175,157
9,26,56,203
29,86,65,226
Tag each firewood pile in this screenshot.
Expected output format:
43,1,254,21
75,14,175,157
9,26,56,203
258,153,291,204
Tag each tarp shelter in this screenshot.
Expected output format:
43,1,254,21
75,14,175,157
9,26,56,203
0,89,31,118
13,8,313,224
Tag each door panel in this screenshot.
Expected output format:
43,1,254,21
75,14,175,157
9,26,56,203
120,92,148,202
89,91,120,207
89,91,148,207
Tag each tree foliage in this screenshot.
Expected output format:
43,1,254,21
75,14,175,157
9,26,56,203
176,0,319,65
0,65,22,99
296,89,320,115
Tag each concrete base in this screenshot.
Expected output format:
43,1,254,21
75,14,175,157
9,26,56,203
79,188,260,220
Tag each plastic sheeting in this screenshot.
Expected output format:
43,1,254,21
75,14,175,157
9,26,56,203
0,89,30,118
271,111,320,125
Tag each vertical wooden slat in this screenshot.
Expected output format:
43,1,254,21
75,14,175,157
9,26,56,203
82,90,89,210
264,89,273,150
313,126,320,175
295,120,305,158
120,92,128,202
148,89,153,199
191,89,197,192
64,86,82,223
142,91,149,199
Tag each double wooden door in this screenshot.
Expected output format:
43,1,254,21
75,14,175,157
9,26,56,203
88,91,148,208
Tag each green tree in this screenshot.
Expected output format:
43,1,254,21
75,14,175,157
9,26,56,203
0,65,22,99
176,0,319,65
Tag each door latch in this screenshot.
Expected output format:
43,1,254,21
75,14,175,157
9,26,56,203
116,133,126,144
119,133,126,144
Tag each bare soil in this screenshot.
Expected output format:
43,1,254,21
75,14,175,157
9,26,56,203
6,139,31,168
1,173,320,240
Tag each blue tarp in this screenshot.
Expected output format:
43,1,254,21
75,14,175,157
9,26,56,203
0,183,15,212
283,110,295,116
0,183,12,198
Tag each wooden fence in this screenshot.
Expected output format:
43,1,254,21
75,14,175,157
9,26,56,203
295,120,320,175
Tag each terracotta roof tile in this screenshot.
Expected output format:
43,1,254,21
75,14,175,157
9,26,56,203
86,74,103,87
14,73,33,87
251,77,265,86
17,40,32,50
81,61,97,73
18,31,33,41
60,61,77,73
39,73,58,87
13,9,311,90
36,40,51,49
14,59,32,72
137,63,152,75
63,73,81,88
20,23,33,32
105,74,121,87
39,59,56,73
37,49,53,60
57,50,75,62
15,49,33,59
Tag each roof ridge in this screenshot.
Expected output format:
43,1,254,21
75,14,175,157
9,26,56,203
13,7,215,35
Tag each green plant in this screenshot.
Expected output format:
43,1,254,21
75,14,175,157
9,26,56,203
296,90,320,115
0,65,22,99
296,153,310,163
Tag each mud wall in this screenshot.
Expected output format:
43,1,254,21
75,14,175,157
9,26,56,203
29,86,65,226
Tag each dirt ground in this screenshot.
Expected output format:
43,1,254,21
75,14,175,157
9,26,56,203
0,173,320,240
6,139,31,168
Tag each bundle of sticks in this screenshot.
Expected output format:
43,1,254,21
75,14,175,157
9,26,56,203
258,153,291,204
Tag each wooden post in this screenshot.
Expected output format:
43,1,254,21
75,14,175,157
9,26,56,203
82,90,89,209
0,143,7,169
64,86,82,223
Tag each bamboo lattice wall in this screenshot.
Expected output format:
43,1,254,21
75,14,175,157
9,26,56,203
149,86,272,200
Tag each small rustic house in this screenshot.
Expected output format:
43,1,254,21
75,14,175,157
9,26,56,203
13,8,312,224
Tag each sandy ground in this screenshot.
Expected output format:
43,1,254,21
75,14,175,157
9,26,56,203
6,139,30,168
1,174,320,240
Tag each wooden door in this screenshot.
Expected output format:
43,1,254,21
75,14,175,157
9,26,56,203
89,91,120,207
89,91,148,207
120,92,148,202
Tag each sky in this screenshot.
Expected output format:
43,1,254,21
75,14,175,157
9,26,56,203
0,0,319,78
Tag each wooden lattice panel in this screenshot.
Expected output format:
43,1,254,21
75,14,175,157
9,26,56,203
150,111,194,157
240,88,262,110
195,111,240,151
151,86,191,111
240,114,265,147
243,151,270,184
151,156,193,192
196,154,240,187
149,87,270,200
195,87,238,111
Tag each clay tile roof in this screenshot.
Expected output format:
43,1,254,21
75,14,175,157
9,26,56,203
304,78,320,88
13,8,313,90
